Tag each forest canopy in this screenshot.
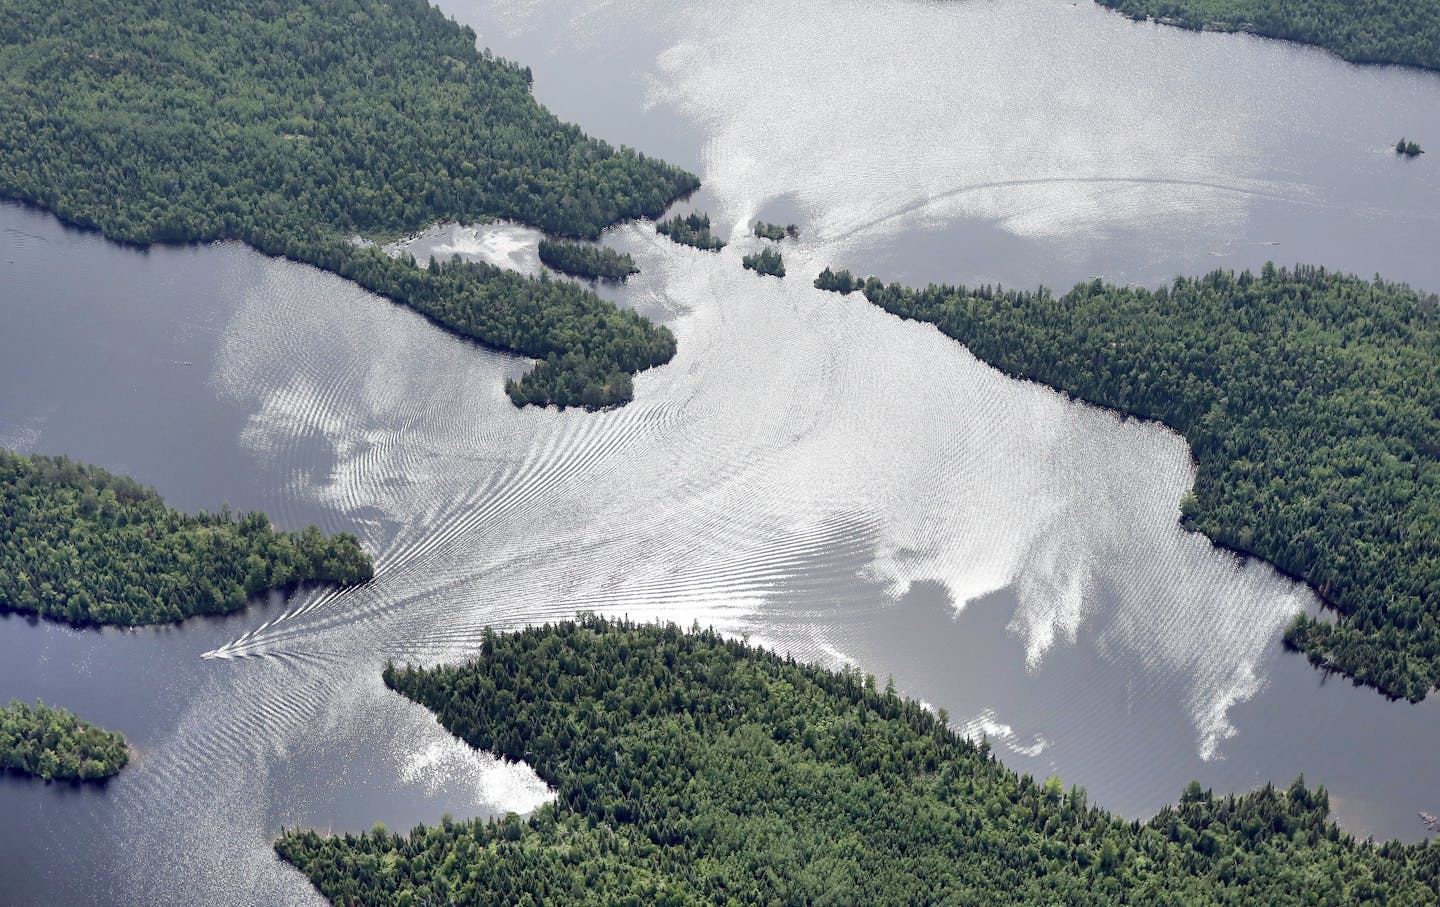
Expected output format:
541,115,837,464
0,700,128,781
815,264,1440,702
741,246,785,278
537,239,639,282
656,212,727,251
277,617,1440,905
1097,0,1440,71
0,0,698,409
753,221,799,242
0,450,373,626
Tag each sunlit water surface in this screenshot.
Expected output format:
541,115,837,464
2,1,1440,903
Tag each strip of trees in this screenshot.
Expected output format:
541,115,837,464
537,239,639,281
742,246,785,277
1097,0,1440,72
817,264,1440,702
657,212,726,251
277,617,1440,905
753,221,799,241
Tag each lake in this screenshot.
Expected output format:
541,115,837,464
2,1,1439,903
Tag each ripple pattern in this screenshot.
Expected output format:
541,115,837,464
6,0,1440,903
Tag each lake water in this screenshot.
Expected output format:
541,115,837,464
3,1,1439,903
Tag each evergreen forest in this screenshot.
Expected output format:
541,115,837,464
537,239,639,281
0,0,698,408
741,246,786,278
277,617,1440,906
1,700,128,781
1097,0,1440,71
656,212,727,251
753,221,799,241
814,265,1440,701
0,450,373,626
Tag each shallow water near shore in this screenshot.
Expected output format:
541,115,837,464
3,0,1440,903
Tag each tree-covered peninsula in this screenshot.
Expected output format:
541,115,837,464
656,212,726,251
0,0,699,409
1,700,128,781
277,618,1440,905
1096,0,1440,72
815,265,1440,702
537,239,639,281
0,450,372,626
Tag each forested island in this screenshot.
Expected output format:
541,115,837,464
0,450,372,626
1,700,128,781
656,212,727,251
0,0,699,410
537,239,639,282
815,265,1440,702
278,617,1440,905
741,246,786,278
1397,139,1425,157
1096,0,1440,72
753,221,800,241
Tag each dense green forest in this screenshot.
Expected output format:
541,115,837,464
656,212,726,251
537,239,639,281
1397,138,1424,157
741,246,786,278
814,265,1440,702
277,617,1440,905
1,700,128,781
1096,0,1440,71
0,450,372,625
352,252,669,409
753,221,799,241
0,0,698,409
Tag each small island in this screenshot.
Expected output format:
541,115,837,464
656,212,726,251
815,266,859,293
742,246,786,277
753,220,800,241
1,700,128,781
0,450,373,626
538,238,639,281
1396,138,1424,157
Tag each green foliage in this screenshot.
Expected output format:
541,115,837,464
277,618,1440,905
0,450,373,625
0,700,127,781
537,239,639,282
656,212,726,251
0,0,698,409
1097,0,1440,71
335,250,668,410
741,246,785,278
815,266,859,294
752,221,799,242
1396,138,1424,157
816,264,1440,701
